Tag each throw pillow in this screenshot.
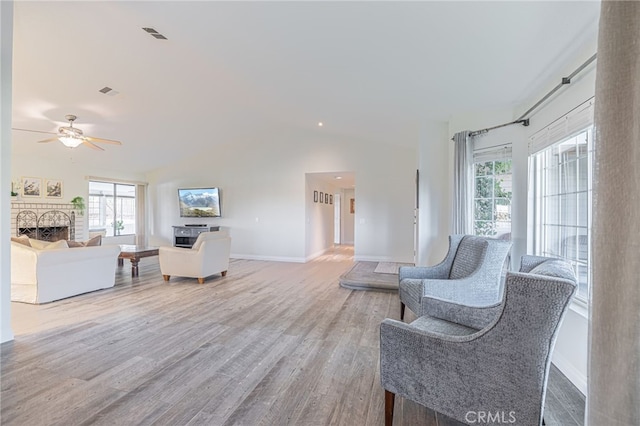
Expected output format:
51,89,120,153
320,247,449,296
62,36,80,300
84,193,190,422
42,240,69,250
11,235,31,247
67,235,102,248
85,235,102,246
29,238,51,249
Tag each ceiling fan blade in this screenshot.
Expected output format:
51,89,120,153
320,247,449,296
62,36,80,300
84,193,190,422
82,140,105,151
37,137,61,143
84,135,122,145
13,128,57,135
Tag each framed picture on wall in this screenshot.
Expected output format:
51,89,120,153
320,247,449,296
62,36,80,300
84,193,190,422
45,179,63,198
21,177,42,198
350,198,355,214
314,190,318,203
325,193,328,204
320,192,324,203
329,195,333,205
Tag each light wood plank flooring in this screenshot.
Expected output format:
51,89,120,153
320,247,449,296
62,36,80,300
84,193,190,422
1,246,585,425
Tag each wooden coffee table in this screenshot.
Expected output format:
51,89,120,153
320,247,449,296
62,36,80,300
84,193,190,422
118,245,159,277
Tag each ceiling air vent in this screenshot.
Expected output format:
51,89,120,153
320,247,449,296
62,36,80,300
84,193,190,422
142,27,168,40
98,86,120,97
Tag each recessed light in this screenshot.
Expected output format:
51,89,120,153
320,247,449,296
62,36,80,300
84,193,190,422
318,122,323,127
335,176,342,180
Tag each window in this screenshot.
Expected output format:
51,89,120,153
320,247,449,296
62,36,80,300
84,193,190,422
88,181,136,236
531,128,593,301
473,159,512,238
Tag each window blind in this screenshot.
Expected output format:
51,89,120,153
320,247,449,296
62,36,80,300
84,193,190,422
528,97,594,155
473,144,512,163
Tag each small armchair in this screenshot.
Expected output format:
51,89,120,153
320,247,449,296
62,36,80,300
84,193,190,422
159,231,231,284
398,234,511,320
381,255,577,426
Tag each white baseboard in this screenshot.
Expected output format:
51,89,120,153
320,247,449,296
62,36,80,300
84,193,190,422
552,353,587,396
304,248,330,262
354,255,394,262
230,254,306,263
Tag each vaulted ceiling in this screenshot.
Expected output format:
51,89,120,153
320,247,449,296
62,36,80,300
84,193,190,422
11,1,601,174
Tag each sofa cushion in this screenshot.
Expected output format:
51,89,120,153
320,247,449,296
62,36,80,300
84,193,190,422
449,236,487,279
529,259,576,282
11,235,31,247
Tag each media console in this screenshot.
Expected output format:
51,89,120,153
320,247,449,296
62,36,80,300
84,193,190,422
172,225,220,248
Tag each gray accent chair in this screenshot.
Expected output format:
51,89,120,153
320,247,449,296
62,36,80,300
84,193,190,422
398,235,511,320
380,255,577,426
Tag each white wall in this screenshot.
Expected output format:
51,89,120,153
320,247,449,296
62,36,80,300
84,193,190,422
305,174,338,260
1,0,15,344
147,135,416,263
417,120,450,266
341,188,355,245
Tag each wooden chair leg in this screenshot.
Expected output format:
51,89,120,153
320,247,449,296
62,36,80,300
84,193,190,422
542,417,546,425
400,302,405,321
221,270,227,277
197,277,205,284
162,275,170,281
385,390,395,426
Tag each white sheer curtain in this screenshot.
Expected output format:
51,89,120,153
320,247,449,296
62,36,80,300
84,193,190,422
452,131,473,234
588,1,640,425
135,183,147,246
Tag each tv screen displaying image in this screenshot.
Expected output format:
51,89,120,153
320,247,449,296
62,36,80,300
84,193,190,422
178,187,221,217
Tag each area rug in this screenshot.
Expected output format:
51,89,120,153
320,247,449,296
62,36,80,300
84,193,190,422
339,261,413,291
374,262,401,274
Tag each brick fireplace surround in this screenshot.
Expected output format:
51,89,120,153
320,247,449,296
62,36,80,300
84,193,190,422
10,201,85,242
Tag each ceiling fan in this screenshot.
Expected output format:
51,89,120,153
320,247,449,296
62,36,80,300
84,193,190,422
13,114,122,151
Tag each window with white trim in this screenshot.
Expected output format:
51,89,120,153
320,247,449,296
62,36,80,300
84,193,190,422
474,160,512,237
473,144,512,239
529,99,594,302
88,181,136,236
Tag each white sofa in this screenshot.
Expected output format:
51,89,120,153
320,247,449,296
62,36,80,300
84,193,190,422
159,230,231,284
11,240,121,304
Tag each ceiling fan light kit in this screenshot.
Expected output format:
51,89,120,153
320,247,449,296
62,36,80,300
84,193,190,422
57,115,85,148
13,114,123,151
59,135,84,148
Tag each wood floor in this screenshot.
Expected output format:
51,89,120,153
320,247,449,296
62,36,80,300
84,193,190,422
2,246,585,425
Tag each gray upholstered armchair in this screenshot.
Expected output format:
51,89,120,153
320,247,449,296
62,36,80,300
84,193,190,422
398,234,511,320
380,255,577,426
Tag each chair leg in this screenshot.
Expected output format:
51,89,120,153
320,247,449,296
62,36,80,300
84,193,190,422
385,390,395,426
221,270,227,277
542,417,546,425
197,277,205,284
400,302,405,321
162,275,170,281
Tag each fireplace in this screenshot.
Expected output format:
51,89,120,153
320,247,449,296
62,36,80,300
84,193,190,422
18,226,70,242
16,209,75,242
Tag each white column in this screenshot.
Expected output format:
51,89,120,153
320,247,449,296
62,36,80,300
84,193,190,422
1,0,14,343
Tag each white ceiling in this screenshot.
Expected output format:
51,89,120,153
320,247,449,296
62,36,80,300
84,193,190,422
11,1,601,174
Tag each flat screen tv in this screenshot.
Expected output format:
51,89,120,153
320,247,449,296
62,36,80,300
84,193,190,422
178,187,221,218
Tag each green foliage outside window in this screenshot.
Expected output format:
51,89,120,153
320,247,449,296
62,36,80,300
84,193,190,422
474,160,512,236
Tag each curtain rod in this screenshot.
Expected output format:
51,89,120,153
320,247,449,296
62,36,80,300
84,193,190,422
451,52,597,141
516,53,597,122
